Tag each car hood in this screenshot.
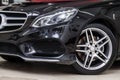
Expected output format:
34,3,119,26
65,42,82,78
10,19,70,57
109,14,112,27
3,0,109,14
30,0,75,3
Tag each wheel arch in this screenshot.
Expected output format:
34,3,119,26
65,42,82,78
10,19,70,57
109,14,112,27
75,17,118,41
66,16,119,54
87,18,119,53
88,18,118,36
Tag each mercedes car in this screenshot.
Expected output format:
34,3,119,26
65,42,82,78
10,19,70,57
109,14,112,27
0,0,119,75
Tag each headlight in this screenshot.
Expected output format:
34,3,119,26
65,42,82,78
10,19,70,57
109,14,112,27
32,8,78,28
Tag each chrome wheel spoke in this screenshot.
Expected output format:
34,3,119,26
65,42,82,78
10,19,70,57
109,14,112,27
76,50,88,53
89,29,95,43
76,45,88,48
84,53,90,67
96,54,106,63
99,39,110,48
85,30,90,44
98,50,108,59
88,55,94,68
95,36,108,45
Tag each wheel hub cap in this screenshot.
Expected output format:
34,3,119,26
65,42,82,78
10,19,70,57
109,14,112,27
89,45,95,52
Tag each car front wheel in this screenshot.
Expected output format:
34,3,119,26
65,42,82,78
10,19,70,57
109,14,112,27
73,23,117,75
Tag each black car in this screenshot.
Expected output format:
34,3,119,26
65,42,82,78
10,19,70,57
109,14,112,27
0,0,120,75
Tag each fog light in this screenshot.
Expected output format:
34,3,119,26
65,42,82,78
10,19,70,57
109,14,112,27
52,33,60,38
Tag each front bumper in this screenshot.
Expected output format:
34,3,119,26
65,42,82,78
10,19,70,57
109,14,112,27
0,24,76,64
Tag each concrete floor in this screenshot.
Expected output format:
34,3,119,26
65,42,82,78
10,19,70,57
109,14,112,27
0,57,120,80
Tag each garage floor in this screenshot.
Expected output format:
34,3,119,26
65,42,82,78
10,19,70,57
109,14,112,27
0,57,120,80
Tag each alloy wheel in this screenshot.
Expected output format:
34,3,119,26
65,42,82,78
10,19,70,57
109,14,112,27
76,28,112,70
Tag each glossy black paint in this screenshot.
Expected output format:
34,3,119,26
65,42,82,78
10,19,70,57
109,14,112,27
0,0,120,64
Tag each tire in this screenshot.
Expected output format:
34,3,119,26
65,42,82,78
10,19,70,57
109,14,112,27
73,23,117,75
1,55,24,63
